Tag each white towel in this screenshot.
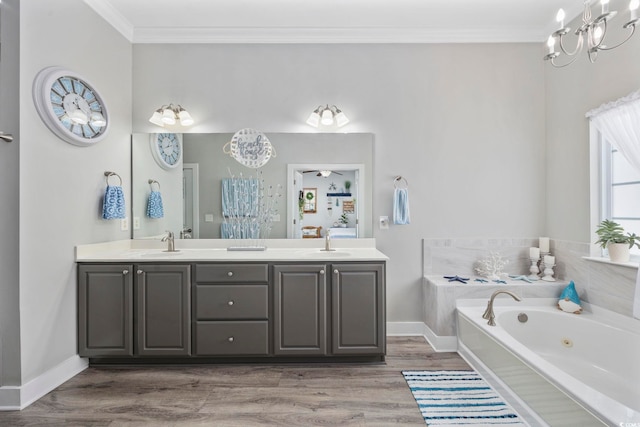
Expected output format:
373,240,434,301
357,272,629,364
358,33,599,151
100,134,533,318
393,188,410,225
634,267,640,319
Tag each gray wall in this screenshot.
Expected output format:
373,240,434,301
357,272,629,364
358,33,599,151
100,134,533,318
15,0,132,384
133,43,546,322
0,0,21,386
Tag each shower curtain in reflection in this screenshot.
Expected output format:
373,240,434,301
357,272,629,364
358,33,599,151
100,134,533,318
221,178,259,238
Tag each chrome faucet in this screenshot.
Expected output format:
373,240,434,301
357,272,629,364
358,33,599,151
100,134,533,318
161,230,177,252
482,290,521,326
323,229,335,252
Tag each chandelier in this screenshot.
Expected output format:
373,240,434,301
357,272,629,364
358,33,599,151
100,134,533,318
544,0,639,67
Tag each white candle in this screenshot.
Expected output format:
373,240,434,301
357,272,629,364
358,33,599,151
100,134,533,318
529,247,540,259
547,36,556,54
539,237,550,253
544,255,555,266
631,0,639,21
602,0,609,14
556,8,566,29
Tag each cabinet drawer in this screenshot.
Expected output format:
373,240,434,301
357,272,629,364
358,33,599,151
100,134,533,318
196,285,268,320
195,264,268,283
195,321,269,356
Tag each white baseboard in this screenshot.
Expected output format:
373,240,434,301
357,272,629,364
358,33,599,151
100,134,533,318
386,321,458,352
0,355,88,411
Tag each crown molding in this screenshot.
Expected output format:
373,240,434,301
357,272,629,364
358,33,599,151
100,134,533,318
83,0,134,42
131,27,548,44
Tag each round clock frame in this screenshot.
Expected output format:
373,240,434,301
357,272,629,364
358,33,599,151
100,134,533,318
149,133,183,170
32,66,110,147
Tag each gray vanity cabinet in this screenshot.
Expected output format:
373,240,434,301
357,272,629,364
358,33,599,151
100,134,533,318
331,263,385,355
273,264,327,355
135,264,191,356
78,264,134,357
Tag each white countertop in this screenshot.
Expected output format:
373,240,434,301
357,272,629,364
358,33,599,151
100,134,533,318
76,239,389,262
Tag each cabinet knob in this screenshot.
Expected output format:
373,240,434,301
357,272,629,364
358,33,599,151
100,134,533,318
319,269,325,275
334,269,339,274
137,269,144,275
227,300,234,306
227,271,234,277
122,270,129,275
228,336,234,342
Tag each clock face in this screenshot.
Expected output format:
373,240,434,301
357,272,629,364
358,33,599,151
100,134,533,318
150,133,182,170
32,67,109,146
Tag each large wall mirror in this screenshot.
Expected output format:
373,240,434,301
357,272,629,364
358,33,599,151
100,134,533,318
131,133,374,239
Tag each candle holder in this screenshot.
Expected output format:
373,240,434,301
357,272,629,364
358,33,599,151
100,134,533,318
539,252,549,277
541,263,556,282
528,257,540,280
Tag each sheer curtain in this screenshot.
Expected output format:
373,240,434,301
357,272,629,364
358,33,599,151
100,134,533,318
586,90,640,172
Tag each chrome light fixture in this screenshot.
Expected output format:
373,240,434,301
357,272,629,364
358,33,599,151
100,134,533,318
544,0,639,67
149,104,194,127
306,105,350,128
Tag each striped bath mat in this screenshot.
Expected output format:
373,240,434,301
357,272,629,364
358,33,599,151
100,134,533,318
403,370,526,426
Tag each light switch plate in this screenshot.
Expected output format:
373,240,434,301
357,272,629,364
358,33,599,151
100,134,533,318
204,214,214,222
379,216,389,230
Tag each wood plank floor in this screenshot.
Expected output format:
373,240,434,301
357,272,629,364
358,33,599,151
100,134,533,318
0,337,469,426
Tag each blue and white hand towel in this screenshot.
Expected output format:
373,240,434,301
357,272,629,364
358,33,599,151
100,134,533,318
102,185,126,220
393,187,410,225
146,190,164,219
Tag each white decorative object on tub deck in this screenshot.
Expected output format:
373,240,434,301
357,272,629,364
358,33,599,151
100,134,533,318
457,299,640,426
475,251,509,280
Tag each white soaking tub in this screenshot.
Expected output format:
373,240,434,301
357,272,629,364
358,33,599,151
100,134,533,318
456,299,640,427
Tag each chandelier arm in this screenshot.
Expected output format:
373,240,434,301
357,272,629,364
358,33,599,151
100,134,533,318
558,32,584,56
550,53,582,68
598,24,637,51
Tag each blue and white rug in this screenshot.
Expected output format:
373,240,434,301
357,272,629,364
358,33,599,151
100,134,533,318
403,370,526,426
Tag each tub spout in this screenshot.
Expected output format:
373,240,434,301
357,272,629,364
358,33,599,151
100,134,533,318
482,290,522,326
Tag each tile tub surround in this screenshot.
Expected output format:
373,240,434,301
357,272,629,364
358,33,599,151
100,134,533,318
421,237,640,321
422,275,567,351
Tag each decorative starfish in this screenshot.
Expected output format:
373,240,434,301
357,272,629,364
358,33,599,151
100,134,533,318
474,278,488,283
444,275,470,284
493,279,507,284
509,275,534,283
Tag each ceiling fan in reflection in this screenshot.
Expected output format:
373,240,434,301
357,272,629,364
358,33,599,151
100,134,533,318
303,170,343,177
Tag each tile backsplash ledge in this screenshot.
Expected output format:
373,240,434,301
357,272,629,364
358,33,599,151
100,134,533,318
422,238,638,318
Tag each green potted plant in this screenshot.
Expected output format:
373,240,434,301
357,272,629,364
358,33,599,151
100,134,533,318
595,219,640,262
344,180,351,193
339,213,349,227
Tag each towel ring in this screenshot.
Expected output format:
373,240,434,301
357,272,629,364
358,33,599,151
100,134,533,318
148,179,161,191
104,171,122,186
393,176,408,189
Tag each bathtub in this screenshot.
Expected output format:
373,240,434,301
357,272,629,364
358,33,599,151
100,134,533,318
456,298,640,427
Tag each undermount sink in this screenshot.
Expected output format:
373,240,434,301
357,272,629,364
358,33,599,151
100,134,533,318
139,250,182,258
303,250,352,257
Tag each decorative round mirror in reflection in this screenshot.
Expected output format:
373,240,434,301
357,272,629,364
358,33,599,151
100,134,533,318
223,128,275,168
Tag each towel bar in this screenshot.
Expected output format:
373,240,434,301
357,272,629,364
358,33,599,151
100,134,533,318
104,171,122,186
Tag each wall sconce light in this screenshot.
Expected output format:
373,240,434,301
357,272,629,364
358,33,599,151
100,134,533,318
306,105,349,128
149,104,194,127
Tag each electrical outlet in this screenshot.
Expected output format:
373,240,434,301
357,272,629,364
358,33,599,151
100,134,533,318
120,217,129,231
133,217,140,230
272,214,281,222
379,216,389,230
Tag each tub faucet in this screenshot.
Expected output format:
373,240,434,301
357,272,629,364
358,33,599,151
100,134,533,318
482,290,522,326
161,230,176,252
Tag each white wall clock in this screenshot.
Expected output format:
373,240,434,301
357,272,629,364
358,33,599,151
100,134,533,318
32,66,109,147
150,133,182,170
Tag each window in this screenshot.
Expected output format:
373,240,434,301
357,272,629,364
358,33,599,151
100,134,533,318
599,135,640,256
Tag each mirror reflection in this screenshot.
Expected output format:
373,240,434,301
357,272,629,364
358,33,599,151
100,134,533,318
131,133,374,239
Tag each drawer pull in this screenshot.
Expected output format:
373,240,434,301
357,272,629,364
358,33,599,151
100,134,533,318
227,300,234,306
334,269,339,274
122,270,129,275
228,336,234,342
137,269,144,275
227,271,234,277
319,269,325,275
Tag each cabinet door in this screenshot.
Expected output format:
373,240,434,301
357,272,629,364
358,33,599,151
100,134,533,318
135,264,191,356
331,263,385,355
78,264,133,357
273,264,327,355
